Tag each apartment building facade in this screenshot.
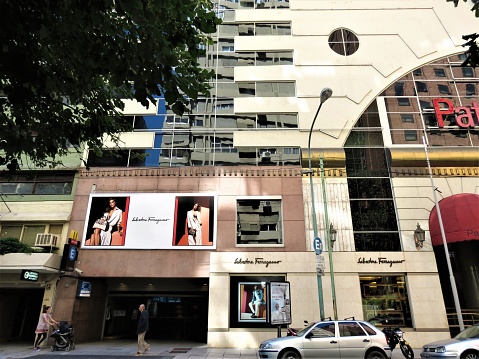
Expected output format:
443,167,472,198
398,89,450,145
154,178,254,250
1,0,478,348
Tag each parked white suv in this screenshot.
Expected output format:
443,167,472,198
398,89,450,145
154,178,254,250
258,319,392,359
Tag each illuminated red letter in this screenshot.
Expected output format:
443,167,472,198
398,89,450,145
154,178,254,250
455,107,475,128
433,98,454,127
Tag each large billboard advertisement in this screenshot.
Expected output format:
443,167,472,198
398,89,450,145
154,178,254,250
81,193,216,249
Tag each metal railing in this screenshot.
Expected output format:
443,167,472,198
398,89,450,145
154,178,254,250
447,309,479,336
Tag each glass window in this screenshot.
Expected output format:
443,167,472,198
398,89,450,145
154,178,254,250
394,82,404,96
311,322,336,337
438,84,451,95
354,233,401,251
23,225,46,247
256,82,295,97
398,98,410,106
404,130,418,141
415,81,428,92
466,84,476,96
400,114,414,123
328,28,359,56
237,199,283,246
361,275,412,328
434,68,446,77
339,322,366,337
0,225,22,240
462,67,474,77
1,225,49,247
412,68,422,76
0,173,74,195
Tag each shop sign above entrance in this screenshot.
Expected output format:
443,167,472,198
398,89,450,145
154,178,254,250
432,98,479,129
234,257,282,267
357,257,405,267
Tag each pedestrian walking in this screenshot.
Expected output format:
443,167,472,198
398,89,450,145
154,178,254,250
34,306,59,351
136,304,150,356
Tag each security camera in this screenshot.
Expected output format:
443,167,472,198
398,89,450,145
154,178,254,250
74,268,83,275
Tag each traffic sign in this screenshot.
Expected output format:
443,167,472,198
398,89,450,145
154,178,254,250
313,237,323,255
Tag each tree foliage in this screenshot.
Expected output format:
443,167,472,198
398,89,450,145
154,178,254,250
0,237,34,255
446,0,479,16
0,0,221,169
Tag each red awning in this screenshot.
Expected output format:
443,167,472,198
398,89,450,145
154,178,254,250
429,193,479,246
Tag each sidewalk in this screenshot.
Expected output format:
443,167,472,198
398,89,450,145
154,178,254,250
1,339,423,359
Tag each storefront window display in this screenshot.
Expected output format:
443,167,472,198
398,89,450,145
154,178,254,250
360,275,412,328
230,275,285,328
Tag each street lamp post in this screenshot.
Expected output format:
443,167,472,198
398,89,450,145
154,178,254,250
307,87,332,321
320,154,338,320
422,136,464,331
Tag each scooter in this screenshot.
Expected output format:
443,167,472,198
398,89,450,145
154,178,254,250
382,326,414,359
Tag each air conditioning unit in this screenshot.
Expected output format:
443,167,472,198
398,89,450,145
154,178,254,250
260,151,272,159
35,233,59,248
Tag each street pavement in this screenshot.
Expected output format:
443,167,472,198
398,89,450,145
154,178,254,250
1,339,423,359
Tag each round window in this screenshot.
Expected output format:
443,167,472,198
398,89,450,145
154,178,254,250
328,28,359,56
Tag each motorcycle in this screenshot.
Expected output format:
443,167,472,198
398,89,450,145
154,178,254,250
287,320,309,336
382,326,414,359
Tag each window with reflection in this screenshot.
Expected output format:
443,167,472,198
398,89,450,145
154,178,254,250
328,28,359,56
361,275,412,328
236,198,283,246
239,23,291,36
0,172,74,195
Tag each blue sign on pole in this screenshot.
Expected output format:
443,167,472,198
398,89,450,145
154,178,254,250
313,237,323,255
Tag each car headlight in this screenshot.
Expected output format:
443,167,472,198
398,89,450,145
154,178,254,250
260,343,273,349
435,346,446,353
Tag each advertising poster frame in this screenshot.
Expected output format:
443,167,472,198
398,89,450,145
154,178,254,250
267,281,292,326
81,193,217,249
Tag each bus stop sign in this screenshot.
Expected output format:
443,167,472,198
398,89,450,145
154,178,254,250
313,237,323,255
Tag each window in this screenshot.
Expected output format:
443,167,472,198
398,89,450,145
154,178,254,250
236,198,283,245
0,224,53,247
413,68,422,76
0,173,74,195
360,275,412,327
434,68,446,77
397,98,410,106
404,130,418,141
438,84,451,95
466,84,476,96
229,275,285,328
394,82,404,96
339,322,367,337
311,323,336,337
400,114,414,123
462,67,474,77
239,23,291,36
415,81,428,92
328,28,359,56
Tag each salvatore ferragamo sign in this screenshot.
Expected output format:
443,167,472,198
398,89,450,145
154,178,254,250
234,257,282,267
357,257,405,267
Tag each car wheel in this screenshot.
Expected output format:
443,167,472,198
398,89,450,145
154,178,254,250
281,349,301,359
461,351,479,359
366,350,386,359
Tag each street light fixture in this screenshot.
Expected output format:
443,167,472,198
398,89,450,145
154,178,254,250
414,223,426,250
307,87,332,321
329,223,338,247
